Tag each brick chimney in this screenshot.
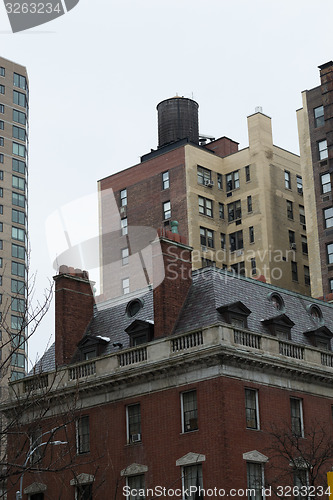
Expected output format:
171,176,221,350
153,228,192,338
54,265,94,366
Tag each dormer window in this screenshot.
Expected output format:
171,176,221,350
304,326,332,350
261,314,295,340
125,320,154,347
217,301,251,329
126,298,144,318
267,292,285,312
77,335,110,361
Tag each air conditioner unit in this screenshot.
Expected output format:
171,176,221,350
290,243,296,250
201,246,207,252
131,433,141,443
204,179,214,187
120,207,126,214
236,249,243,256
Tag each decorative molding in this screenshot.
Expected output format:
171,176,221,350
243,450,268,463
24,482,47,494
70,473,95,486
176,452,206,466
121,463,148,476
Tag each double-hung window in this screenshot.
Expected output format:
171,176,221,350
77,416,90,454
181,390,198,433
318,139,328,160
127,404,141,443
200,227,214,248
198,196,212,217
290,398,303,437
314,105,324,128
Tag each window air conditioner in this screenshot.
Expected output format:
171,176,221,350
290,243,296,250
131,433,141,443
204,179,214,187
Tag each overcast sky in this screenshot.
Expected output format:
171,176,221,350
1,0,333,366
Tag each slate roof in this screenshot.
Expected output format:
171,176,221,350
32,267,333,375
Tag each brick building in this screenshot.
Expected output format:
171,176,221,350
3,231,333,499
297,61,333,299
98,97,310,299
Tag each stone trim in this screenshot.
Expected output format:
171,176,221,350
243,450,268,463
70,473,95,486
121,463,148,476
24,482,47,494
176,452,206,466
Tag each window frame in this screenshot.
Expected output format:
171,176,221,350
200,227,214,248
245,388,260,430
120,188,127,207
76,415,90,455
126,403,141,444
321,172,331,193
324,206,333,229
318,139,328,160
163,200,171,220
197,165,211,185
226,170,240,192
285,170,291,189
290,398,304,437
198,196,213,217
314,105,324,128
162,171,169,190
181,390,198,433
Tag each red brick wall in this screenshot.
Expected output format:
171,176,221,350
11,375,333,499
54,268,94,366
204,136,239,157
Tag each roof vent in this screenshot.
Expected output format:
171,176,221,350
255,106,263,113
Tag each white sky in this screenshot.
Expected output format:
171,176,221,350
0,0,332,366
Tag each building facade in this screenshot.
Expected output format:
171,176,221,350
3,232,333,499
0,57,29,385
99,97,309,300
297,61,333,299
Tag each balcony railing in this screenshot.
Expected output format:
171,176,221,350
321,351,333,367
69,361,96,381
234,330,261,349
279,341,304,360
172,331,203,352
23,374,48,393
118,346,147,367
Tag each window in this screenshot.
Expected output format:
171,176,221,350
301,235,308,255
181,390,198,433
12,226,25,242
29,427,42,465
245,389,259,429
219,203,224,219
217,173,223,189
12,158,25,174
0,222,2,232
229,230,243,252
245,165,250,182
122,247,129,266
13,73,27,90
0,257,2,268
0,121,3,130
247,462,264,500
0,205,3,215
324,207,333,228
0,154,3,163
12,261,25,277
0,187,2,197
13,90,26,107
0,240,2,250
11,279,25,295
327,243,333,264
226,170,240,191
314,105,325,128
296,175,303,195
247,195,252,213
162,171,169,190
183,465,203,500
0,104,3,113
121,217,128,236
249,226,254,244
289,230,295,246
163,201,171,219
0,67,4,77
228,200,241,222
200,227,214,248
12,297,25,313
77,416,90,454
0,170,3,179
13,109,26,125
318,139,328,160
120,188,127,206
11,352,25,368
126,475,144,500
304,266,310,286
231,261,245,277
198,196,212,217
12,142,26,158
201,258,215,268
291,261,298,282
127,403,141,443
0,138,3,147
197,165,211,185
122,278,130,295
321,172,331,193
290,398,303,437
287,200,293,220
76,484,92,500
12,125,25,142
285,170,291,189
12,209,25,225
12,192,25,207
221,233,226,249
0,85,4,95
293,470,308,500
299,205,305,225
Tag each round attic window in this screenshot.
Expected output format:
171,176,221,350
126,298,144,318
267,292,284,311
308,304,323,324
